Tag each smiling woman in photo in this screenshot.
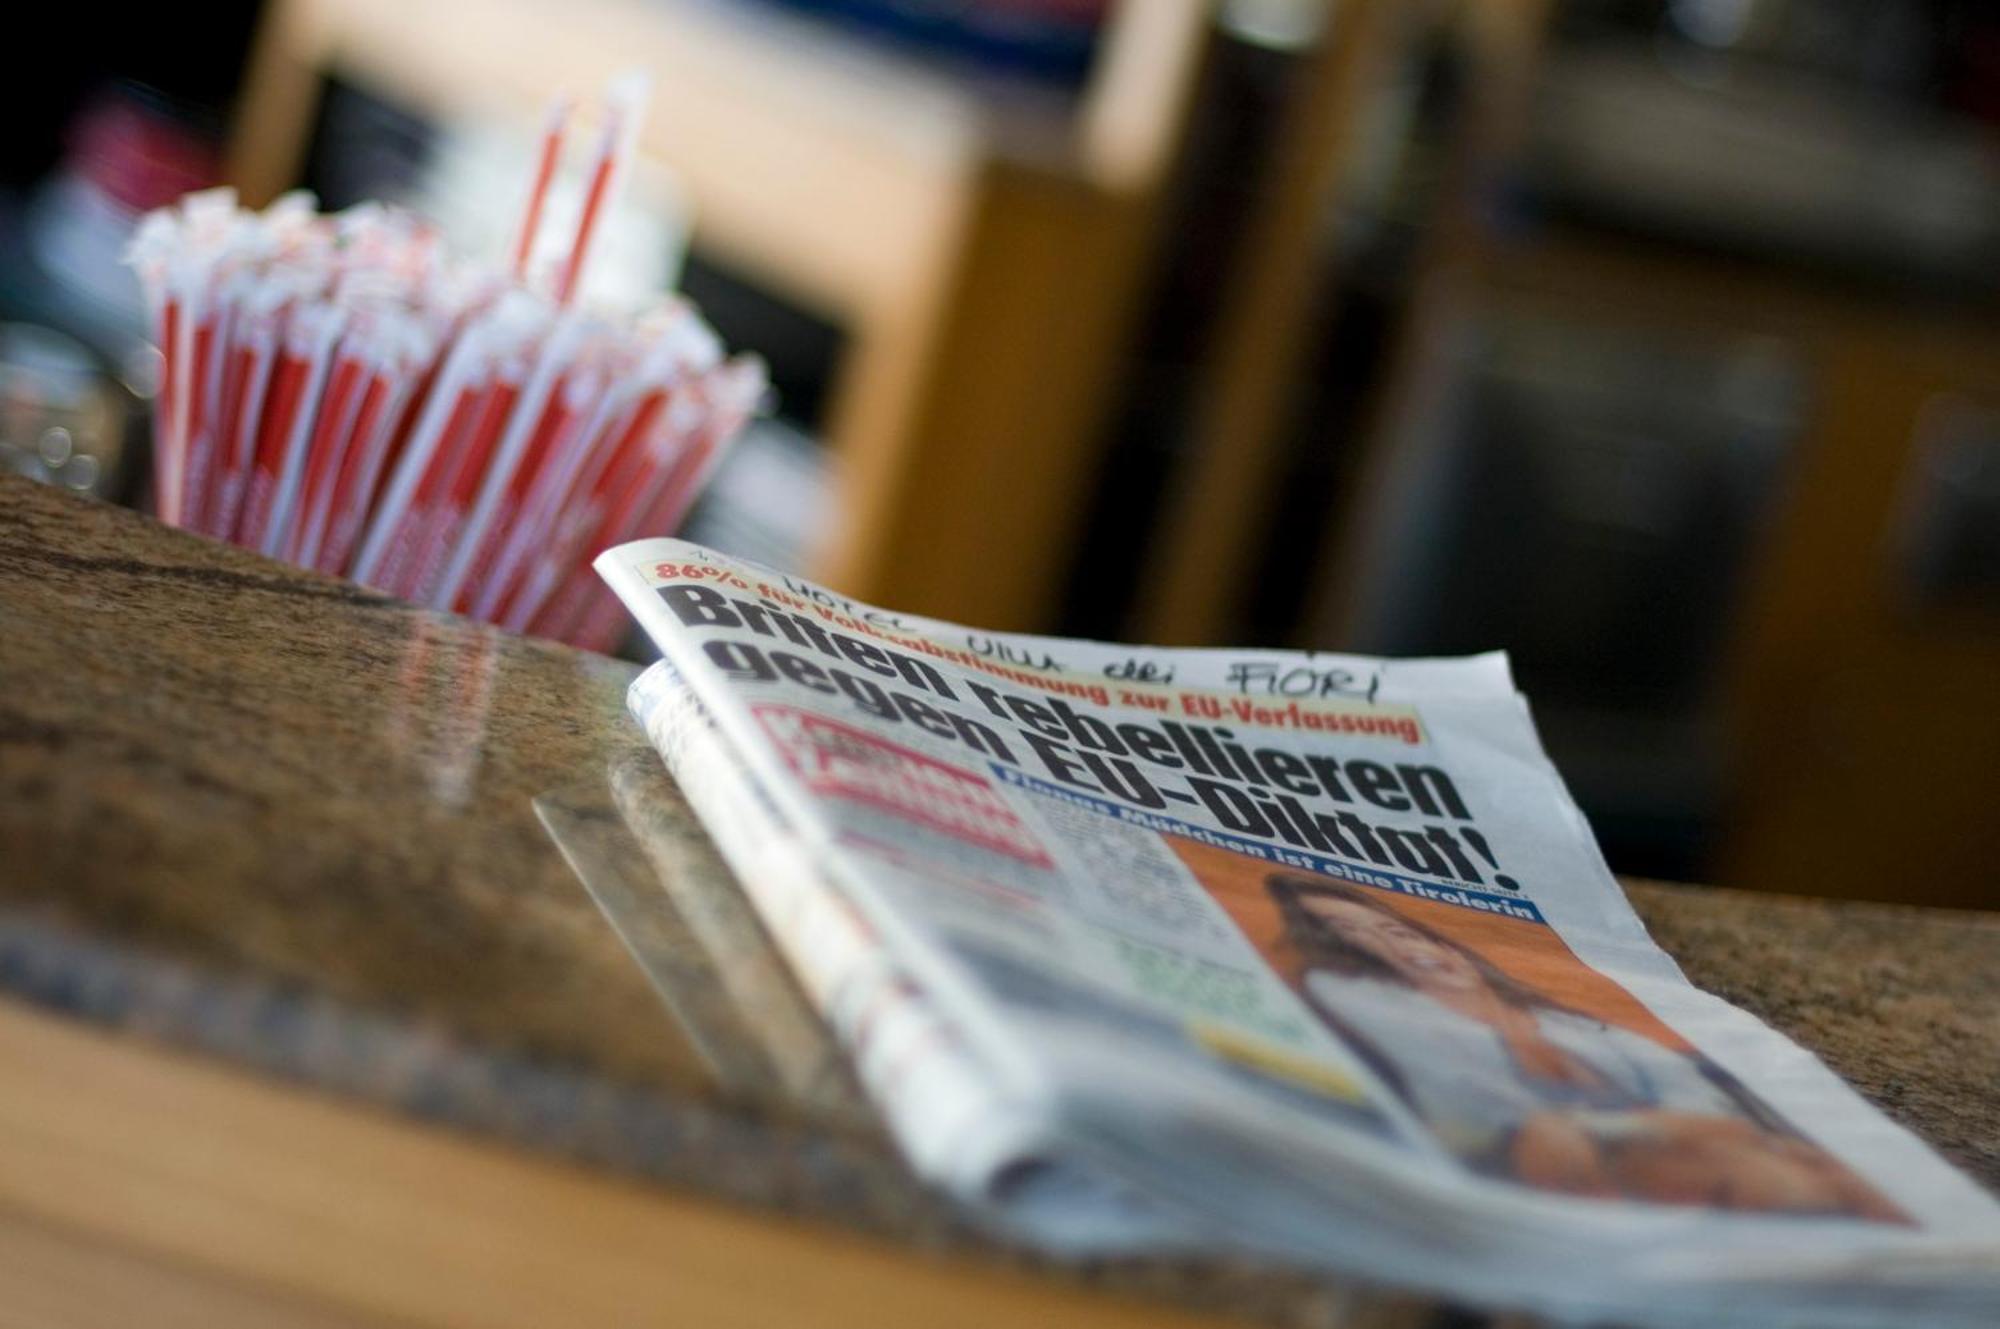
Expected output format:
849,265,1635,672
1266,872,1903,1220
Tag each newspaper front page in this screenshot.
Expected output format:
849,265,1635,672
597,538,2000,1327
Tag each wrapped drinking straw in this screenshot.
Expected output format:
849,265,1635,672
432,310,588,611
288,305,415,566
182,283,224,532
128,75,765,651
512,94,572,281
350,317,495,592
204,271,255,536
209,274,295,540
309,314,434,573
555,73,648,305
241,297,345,557
495,333,704,633
283,328,367,563
403,334,533,601
158,190,241,527
549,357,763,652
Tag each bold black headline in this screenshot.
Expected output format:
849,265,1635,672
662,584,1520,892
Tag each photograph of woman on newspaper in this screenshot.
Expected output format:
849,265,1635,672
1262,872,1903,1220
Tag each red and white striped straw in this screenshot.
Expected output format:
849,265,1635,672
510,93,572,281
555,74,650,306
163,288,195,525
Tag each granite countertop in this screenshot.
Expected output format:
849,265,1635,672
1,475,1995,1323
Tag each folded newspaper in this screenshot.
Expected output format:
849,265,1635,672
595,539,2000,1327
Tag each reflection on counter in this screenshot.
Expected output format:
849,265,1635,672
537,752,872,1125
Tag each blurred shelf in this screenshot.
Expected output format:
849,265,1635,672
1525,42,2000,296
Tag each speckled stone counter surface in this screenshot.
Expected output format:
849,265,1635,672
2,475,1995,1324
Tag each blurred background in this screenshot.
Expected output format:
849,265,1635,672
2,0,1995,906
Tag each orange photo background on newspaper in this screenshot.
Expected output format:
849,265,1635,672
1167,835,1691,1052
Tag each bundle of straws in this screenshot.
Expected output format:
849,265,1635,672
127,77,766,652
